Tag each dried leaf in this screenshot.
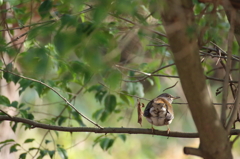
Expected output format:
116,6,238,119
137,101,143,126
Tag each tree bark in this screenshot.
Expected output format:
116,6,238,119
159,0,232,158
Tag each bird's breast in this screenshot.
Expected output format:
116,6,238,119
146,106,171,126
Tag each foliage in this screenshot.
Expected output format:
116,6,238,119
0,0,239,159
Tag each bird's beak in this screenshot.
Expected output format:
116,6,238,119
173,96,180,99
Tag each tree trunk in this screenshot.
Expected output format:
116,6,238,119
158,0,233,158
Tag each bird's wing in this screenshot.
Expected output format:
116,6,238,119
152,97,166,108
143,100,154,117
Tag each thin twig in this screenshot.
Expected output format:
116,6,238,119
226,59,240,133
163,81,178,92
115,65,151,76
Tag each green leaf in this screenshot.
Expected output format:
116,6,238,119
72,111,86,127
11,73,21,84
76,22,95,36
34,82,45,97
105,71,122,90
99,138,115,151
24,138,35,144
126,82,144,97
60,14,77,28
69,61,92,84
0,95,10,105
18,78,33,95
29,147,38,151
92,109,104,120
45,140,52,145
0,139,14,145
11,122,18,132
87,85,103,92
118,134,126,142
57,116,67,126
10,143,20,153
38,0,52,18
95,90,107,103
27,113,34,120
20,109,34,120
120,93,129,105
100,111,110,122
19,153,27,159
9,101,18,108
153,76,161,90
19,103,25,108
104,94,117,113
48,150,55,158
38,149,47,159
57,145,68,159
147,78,154,86
17,47,51,77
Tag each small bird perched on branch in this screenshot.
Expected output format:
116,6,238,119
143,93,180,134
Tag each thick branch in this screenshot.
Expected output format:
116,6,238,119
184,147,203,157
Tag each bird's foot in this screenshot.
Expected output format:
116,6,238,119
167,128,170,134
151,126,155,133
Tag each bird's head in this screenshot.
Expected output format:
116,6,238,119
158,93,180,103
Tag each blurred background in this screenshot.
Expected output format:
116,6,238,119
0,0,239,159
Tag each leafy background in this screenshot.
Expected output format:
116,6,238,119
0,0,239,158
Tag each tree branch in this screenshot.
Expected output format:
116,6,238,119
226,64,240,133
1,115,240,138
221,8,235,126
184,147,203,157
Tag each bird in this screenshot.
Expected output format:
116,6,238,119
143,93,180,134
